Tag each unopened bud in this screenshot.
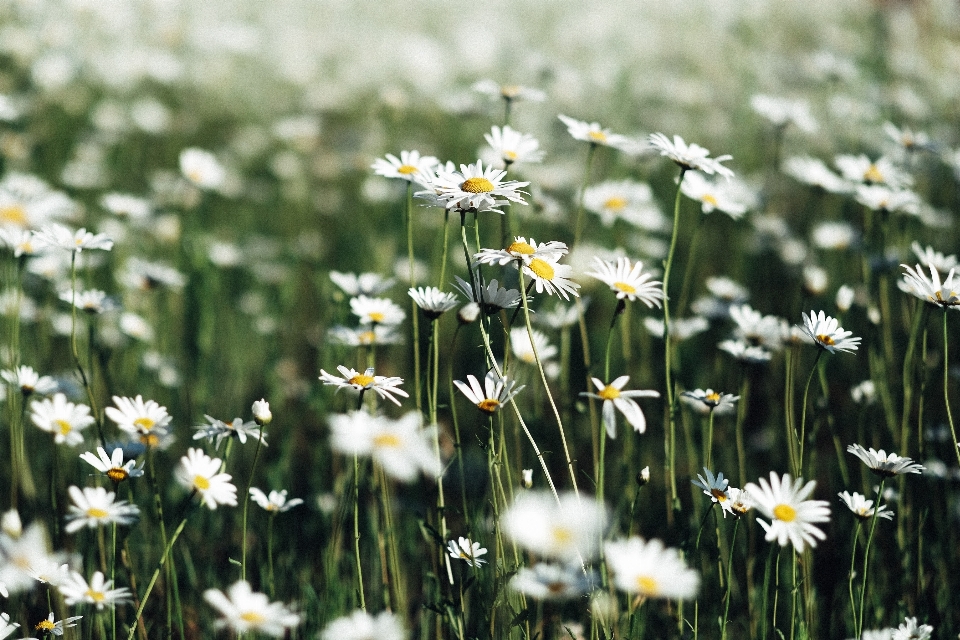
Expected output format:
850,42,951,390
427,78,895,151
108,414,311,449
251,399,272,426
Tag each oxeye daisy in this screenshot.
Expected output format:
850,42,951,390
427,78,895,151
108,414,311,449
473,79,546,103
643,316,710,342
32,612,82,637
32,223,113,253
855,184,920,215
783,156,852,194
179,148,226,190
408,286,458,319
509,563,596,600
454,370,524,415
838,491,894,521
727,487,752,518
371,150,439,182
847,444,924,477
744,472,830,551
585,256,663,307
1,365,57,396
502,491,607,562
193,415,264,449
680,171,753,219
801,310,861,353
420,160,528,214
910,242,957,272
328,411,441,483
58,570,131,609
30,393,94,447
204,580,301,637
681,389,739,415
718,339,772,363
349,295,406,326
58,288,114,314
175,447,238,509
522,255,580,300
251,398,272,426
327,324,403,347
319,610,405,640
750,94,817,132
329,271,395,297
583,180,666,230
557,114,637,153
474,236,569,267
834,154,912,189
893,617,933,640
318,365,409,407
483,125,544,167
64,485,140,533
446,537,487,567
692,468,733,516
104,395,172,436
900,263,960,309
79,447,143,483
0,612,19,639
249,488,303,513
648,133,734,178
453,275,521,314
604,536,700,600
580,376,659,438
510,327,558,365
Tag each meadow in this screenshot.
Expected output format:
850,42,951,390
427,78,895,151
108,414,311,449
0,0,959,638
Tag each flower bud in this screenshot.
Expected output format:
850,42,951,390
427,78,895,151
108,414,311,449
251,399,272,426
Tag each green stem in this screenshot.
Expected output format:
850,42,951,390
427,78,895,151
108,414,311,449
406,181,423,414
241,428,267,582
942,311,960,469
353,452,366,610
848,521,861,634
572,144,598,249
797,349,824,476
267,514,276,599
720,518,740,640
856,477,886,638
126,514,190,640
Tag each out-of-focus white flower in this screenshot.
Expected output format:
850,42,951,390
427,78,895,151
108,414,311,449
502,491,607,562
180,148,227,190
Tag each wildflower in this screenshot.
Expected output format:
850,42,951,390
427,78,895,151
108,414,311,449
420,160,528,214
409,286,458,319
855,185,920,215
558,115,636,152
175,448,238,509
319,610,405,640
729,304,787,348
847,444,924,477
349,295,406,326
59,570,131,609
474,236,568,267
319,365,409,407
910,242,956,272
681,389,739,415
719,339,772,363
648,133,733,178
692,468,734,516
892,617,933,640
117,257,186,291
783,156,851,193
883,122,931,153
900,263,960,309
32,224,113,253
249,488,303,513
104,395,172,436
58,289,114,314
453,275,521,314
586,257,663,307
838,491,894,521
850,380,877,405
744,472,830,551
604,537,700,599
583,180,666,229
101,193,152,220
371,150,438,182
32,612,82,637
30,393,94,447
522,469,533,488
835,154,912,189
64,486,140,533
454,370,524,415
473,80,546,103
328,325,403,347
446,537,487,567
502,491,607,562
251,399,272,425
510,327,558,364
179,148,226,190
521,255,580,300
0,523,69,594
637,466,651,486
79,447,143,483
457,302,480,324
484,125,544,167
536,300,586,329
204,580,301,637
328,411,441,483
329,271,395,297
801,310,861,354
1,365,57,396
581,376,659,438
0,614,19,640
0,173,74,230
750,94,817,132
644,316,710,341
811,221,857,250
0,228,37,256
509,563,595,600
680,172,753,219
193,415,264,449
727,487,752,517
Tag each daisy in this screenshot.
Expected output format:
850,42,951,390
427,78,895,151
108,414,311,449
100,192,152,220
0,228,37,256
536,300,586,329
31,612,82,637
910,242,956,272
0,523,70,595
900,263,960,309
30,393,94,447
371,150,438,182
604,537,700,600
59,570,130,609
854,184,920,215
648,133,734,178
117,257,186,291
58,289,114,314
349,295,406,326
680,171,753,219
483,125,544,167
104,395,172,436
329,271,395,297
64,485,140,533
32,224,113,253
249,488,303,513
585,256,663,307
319,365,409,406
719,339,772,363
801,310,861,354
473,80,545,103
834,154,912,189
750,94,817,132
328,411,441,483
454,370,524,415
510,327,558,364
509,563,596,600
727,487,752,518
883,122,931,153
643,316,710,342
581,376,659,438
522,255,580,300
892,617,933,640
847,444,924,477
557,115,636,153
327,325,403,347
1,365,57,395
408,286,458,319
446,537,487,567
457,302,480,324
0,614,18,640
583,180,666,230
0,173,74,230
744,472,830,551
838,491,894,521
179,148,226,190
204,580,300,637
681,389,739,415
420,160,528,214
175,448,238,509
193,415,264,449
502,491,607,562
453,275,521,314
251,398,272,425
79,447,143,483
783,156,852,193
474,236,569,267
692,468,733,516
319,610,405,640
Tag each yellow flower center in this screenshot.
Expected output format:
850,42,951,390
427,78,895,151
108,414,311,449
863,164,884,183
107,468,129,482
193,475,211,491
547,581,567,594
588,130,608,143
705,392,721,403
460,177,495,193
358,330,377,344
140,433,160,447
636,575,659,596
527,258,555,281
397,164,418,175
87,508,109,519
85,589,106,602
550,526,574,545
373,433,402,448
0,205,27,226
367,312,385,323
240,611,266,624
501,85,521,98
503,150,518,161
598,385,620,400
710,488,728,502
477,399,500,414
348,374,375,387
133,417,155,431
36,620,55,631
55,419,72,435
773,503,797,522
815,334,835,346
603,196,627,211
188,170,204,184
701,194,719,207
506,241,536,255
614,281,636,294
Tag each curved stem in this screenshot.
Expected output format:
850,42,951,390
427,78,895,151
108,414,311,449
856,478,886,638
942,311,960,469
572,144,598,249
797,349,824,476
848,521,861,634
353,452,366,610
126,514,190,640
406,181,423,414
241,427,267,582
720,518,740,640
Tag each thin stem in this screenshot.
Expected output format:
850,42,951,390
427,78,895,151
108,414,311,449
353,452,366,610
720,518,740,640
856,477,886,638
406,181,423,414
797,349,824,476
572,144,598,249
267,514,276,599
241,428,267,582
848,521,861,634
942,311,960,469
126,513,190,640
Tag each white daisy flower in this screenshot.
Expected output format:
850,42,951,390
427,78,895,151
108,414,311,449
249,488,303,513
727,487,752,518
0,228,37,256
175,448,238,510
473,80,545,103
509,562,595,600
446,536,487,567
510,327,558,364
718,339,772,363
79,447,143,483
801,310,861,353
251,398,272,425
580,376,659,438
349,295,406,326
604,536,700,599
101,192,152,220
319,610,406,640
648,133,734,178
204,580,301,637
453,275,521,314
32,612,83,637
838,491,894,521
329,271,395,297
59,570,131,609
681,389,739,415
557,115,637,153
1,365,57,396
408,286,458,319
328,411,441,483
58,289,114,314
691,468,734,516
32,223,113,253
644,316,710,342
847,444,924,477
474,236,569,267
64,485,140,533
454,370,524,415
179,148,226,190
680,171,754,219
0,613,19,639
750,94,817,132
900,263,960,309
522,256,580,300
419,160,528,214
783,156,852,193
193,415,264,449
104,395,172,436
483,125,544,167
30,393,94,447
744,472,830,551
855,184,920,215
583,180,666,230
834,154,912,189
910,242,957,273
327,325,403,347
371,150,439,182
502,491,607,562
319,365,409,407
892,617,933,640
585,256,663,307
